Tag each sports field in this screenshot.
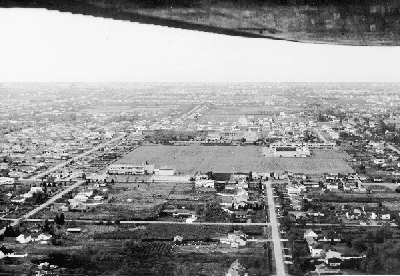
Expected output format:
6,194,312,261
114,145,353,174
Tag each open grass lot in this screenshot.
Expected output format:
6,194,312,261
33,182,195,221
116,145,353,174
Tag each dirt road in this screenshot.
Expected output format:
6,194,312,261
265,181,286,276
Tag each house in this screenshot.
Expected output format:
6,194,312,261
319,232,341,243
369,212,378,220
220,196,233,208
226,259,247,276
326,183,339,190
93,195,103,201
355,185,368,193
382,213,391,220
71,170,85,178
304,229,319,240
23,192,33,199
0,206,9,215
287,186,302,195
326,257,342,267
346,211,360,220
185,215,197,223
78,189,94,197
173,235,183,244
30,187,43,193
373,159,385,165
195,176,215,188
343,183,352,191
314,263,341,275
325,250,342,260
73,194,88,202
309,243,323,257
51,203,69,212
16,234,32,244
32,233,52,242
86,173,109,182
221,230,247,248
232,210,248,222
11,196,25,204
0,177,15,185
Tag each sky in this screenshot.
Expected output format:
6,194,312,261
0,8,400,82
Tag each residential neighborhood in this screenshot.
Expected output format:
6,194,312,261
1,83,400,275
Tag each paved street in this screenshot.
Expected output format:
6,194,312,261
315,128,328,143
0,180,85,235
29,133,127,181
265,181,286,276
1,134,127,235
387,144,400,155
9,218,272,226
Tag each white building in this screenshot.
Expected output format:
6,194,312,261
108,163,154,175
0,177,15,185
73,194,88,202
154,166,175,176
16,234,31,244
30,187,43,193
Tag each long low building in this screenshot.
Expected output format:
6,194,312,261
107,164,154,175
269,142,336,150
264,144,311,158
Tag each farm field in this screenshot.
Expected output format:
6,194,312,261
115,145,353,174
4,223,271,276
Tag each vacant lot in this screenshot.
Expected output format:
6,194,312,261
34,182,194,221
115,145,353,174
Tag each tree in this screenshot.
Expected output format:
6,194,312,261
43,219,51,232
364,231,375,243
173,262,200,276
366,256,383,274
54,214,60,225
248,171,253,182
203,201,228,222
49,223,55,236
280,216,292,230
59,213,65,225
4,225,16,237
352,238,366,253
395,216,400,229
229,213,237,223
327,230,337,244
376,223,392,242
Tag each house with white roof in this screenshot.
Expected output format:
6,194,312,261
16,234,31,244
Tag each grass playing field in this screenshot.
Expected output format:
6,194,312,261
114,145,353,174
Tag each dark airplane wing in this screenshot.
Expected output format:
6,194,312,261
1,0,400,45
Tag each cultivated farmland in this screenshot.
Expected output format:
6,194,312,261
115,145,353,174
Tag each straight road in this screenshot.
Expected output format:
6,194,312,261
15,218,273,226
387,144,400,155
314,128,328,143
265,181,286,276
1,133,128,235
0,180,85,235
29,133,127,181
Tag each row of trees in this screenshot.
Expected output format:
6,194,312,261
145,130,206,144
